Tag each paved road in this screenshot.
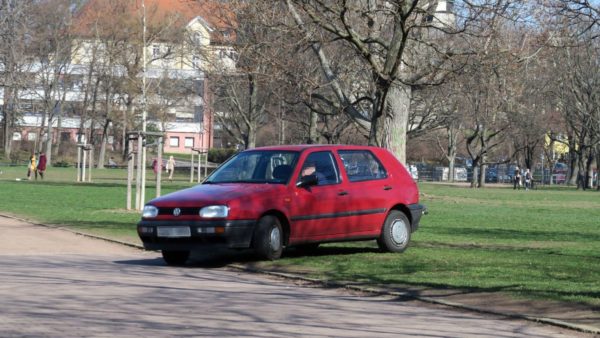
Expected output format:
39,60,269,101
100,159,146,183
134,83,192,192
0,216,587,337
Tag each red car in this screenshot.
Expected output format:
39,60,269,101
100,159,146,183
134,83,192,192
138,145,426,265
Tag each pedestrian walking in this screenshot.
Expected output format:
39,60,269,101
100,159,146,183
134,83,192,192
36,153,47,180
166,156,176,181
152,158,161,178
27,154,36,180
524,168,532,190
513,166,521,190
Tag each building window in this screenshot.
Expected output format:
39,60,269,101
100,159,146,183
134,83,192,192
194,105,204,122
192,55,200,69
193,32,202,45
27,133,37,141
169,136,180,147
446,0,455,13
194,79,204,97
184,137,194,148
12,132,22,141
152,45,160,58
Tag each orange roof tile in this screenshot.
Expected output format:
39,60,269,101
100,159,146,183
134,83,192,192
73,0,235,43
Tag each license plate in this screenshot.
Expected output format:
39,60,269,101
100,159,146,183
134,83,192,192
157,226,191,238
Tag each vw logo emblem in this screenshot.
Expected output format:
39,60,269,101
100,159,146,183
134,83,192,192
173,208,181,217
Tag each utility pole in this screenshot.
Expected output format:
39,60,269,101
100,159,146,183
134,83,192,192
140,0,148,209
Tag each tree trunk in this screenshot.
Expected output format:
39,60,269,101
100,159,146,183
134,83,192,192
308,110,318,144
447,124,459,183
381,82,411,165
97,119,111,169
470,161,479,188
596,146,600,190
37,109,47,154
479,163,487,188
122,102,134,159
55,108,63,157
247,123,256,149
585,151,594,189
2,98,12,159
278,101,285,145
449,156,456,183
45,115,54,165
568,151,578,185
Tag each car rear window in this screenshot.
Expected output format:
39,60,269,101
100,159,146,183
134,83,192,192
338,150,387,182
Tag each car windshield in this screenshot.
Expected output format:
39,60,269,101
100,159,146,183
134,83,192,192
205,150,299,184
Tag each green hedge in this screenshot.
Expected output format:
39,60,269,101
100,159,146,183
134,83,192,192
208,148,237,163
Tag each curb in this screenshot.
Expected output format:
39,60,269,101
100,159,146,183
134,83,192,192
2,212,599,336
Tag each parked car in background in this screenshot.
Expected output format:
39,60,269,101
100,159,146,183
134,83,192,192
408,164,419,181
485,166,498,183
454,167,468,181
553,162,568,184
138,145,427,265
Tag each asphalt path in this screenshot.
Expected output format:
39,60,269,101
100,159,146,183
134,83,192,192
0,216,588,338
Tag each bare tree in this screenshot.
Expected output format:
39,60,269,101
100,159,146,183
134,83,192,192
72,0,186,163
27,0,75,165
0,0,35,159
543,0,600,189
283,0,504,164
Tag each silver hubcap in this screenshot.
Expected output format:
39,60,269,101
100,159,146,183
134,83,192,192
269,226,281,251
391,219,408,245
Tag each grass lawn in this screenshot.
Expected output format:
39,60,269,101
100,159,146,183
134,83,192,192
1,164,598,306
0,165,195,243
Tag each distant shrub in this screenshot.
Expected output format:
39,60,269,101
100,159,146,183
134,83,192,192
9,150,30,165
208,148,237,163
53,160,71,167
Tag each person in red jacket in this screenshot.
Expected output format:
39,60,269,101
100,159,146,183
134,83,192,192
36,153,47,180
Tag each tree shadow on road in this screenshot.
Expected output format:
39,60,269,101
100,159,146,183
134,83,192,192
115,245,380,269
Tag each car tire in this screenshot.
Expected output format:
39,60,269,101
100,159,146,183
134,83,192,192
161,250,190,266
253,215,283,260
377,210,411,253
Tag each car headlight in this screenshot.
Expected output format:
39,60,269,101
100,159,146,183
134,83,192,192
142,205,159,218
199,205,229,218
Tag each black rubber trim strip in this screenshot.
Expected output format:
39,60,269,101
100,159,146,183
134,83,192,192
291,208,386,221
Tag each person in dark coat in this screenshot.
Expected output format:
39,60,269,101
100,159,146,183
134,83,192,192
36,153,47,180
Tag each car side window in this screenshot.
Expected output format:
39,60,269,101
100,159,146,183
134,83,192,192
338,150,387,182
298,151,340,185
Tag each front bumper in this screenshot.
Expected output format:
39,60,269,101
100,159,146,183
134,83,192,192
137,219,256,251
407,204,427,232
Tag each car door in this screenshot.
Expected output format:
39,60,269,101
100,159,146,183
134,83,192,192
289,151,349,241
336,150,392,236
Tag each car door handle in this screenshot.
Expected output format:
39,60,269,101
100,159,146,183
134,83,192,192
383,186,393,190
338,191,349,196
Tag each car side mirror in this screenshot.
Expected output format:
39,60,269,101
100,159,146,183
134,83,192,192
296,174,318,188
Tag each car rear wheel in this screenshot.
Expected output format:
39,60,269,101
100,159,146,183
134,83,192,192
253,215,283,260
161,250,190,266
377,210,411,253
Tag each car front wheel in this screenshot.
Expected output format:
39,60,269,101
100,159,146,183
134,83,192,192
162,250,190,266
377,210,411,253
253,215,283,260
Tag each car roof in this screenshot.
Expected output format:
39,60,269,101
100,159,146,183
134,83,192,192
244,144,382,152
